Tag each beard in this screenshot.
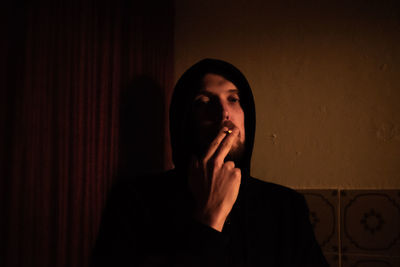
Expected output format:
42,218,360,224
224,138,245,164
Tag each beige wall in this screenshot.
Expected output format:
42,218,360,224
174,0,400,189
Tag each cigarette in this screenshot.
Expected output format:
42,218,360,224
225,130,233,134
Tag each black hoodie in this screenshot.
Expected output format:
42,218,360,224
92,59,328,267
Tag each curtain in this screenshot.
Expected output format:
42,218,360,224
1,1,174,266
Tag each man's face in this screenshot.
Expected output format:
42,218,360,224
191,73,245,162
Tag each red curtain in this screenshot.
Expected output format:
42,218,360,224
1,1,174,266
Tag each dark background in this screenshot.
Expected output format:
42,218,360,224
1,1,174,266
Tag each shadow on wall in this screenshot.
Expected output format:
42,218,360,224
119,76,166,178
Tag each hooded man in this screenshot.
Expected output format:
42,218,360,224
92,59,328,267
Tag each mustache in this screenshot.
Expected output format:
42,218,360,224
220,120,236,130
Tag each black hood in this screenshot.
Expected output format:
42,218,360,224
169,58,256,177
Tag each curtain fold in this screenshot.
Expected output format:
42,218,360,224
1,1,174,266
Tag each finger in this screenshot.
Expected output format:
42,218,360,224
233,168,241,178
223,161,235,170
203,126,229,162
214,127,239,163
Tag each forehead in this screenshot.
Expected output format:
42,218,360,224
201,73,238,93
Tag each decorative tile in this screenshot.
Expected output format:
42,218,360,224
342,254,400,267
340,190,400,257
297,189,339,253
323,252,340,267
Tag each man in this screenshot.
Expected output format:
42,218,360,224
92,59,328,266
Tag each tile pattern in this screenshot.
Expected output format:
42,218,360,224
297,189,400,266
340,190,400,257
298,189,339,253
341,254,400,267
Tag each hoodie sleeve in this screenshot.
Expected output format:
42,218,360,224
91,179,231,267
172,220,230,267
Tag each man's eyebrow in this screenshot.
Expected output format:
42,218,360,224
195,90,213,96
196,89,240,95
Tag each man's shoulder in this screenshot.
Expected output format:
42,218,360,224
106,170,184,213
245,176,305,203
247,176,300,195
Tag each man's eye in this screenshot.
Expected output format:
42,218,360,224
229,97,240,103
194,96,210,105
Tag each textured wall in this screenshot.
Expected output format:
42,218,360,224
174,0,400,189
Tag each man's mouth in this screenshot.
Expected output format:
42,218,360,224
221,120,235,131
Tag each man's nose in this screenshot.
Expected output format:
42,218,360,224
209,99,229,122
218,101,230,121
222,110,229,120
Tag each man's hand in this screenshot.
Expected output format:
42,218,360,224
188,126,241,232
